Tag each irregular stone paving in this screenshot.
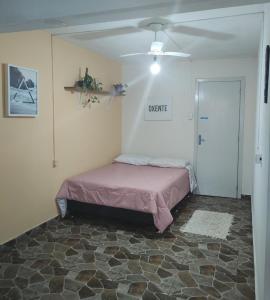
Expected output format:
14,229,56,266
0,195,255,299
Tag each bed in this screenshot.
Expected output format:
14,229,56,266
56,157,196,233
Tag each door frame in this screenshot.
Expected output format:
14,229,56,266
193,77,246,198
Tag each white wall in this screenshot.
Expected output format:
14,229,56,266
122,57,258,195
252,4,270,300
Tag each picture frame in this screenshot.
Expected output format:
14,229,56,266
5,64,38,117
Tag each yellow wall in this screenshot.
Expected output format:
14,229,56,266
53,38,121,189
0,31,122,244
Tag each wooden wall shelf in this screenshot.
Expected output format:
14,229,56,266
64,86,125,96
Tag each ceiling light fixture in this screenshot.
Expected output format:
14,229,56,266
150,56,161,75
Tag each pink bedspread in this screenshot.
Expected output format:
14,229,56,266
56,162,190,232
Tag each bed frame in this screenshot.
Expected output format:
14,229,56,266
66,193,191,229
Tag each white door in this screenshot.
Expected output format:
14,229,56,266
196,80,241,198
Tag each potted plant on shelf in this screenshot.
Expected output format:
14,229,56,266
113,83,128,96
75,68,103,107
65,68,127,108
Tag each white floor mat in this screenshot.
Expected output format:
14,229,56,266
181,210,234,239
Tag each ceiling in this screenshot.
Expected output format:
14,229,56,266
0,0,268,33
0,0,265,62
58,13,262,62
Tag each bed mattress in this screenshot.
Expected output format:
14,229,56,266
56,162,190,232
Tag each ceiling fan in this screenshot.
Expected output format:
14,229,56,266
120,22,191,59
65,17,234,74
67,17,234,60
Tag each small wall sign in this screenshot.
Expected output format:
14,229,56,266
144,97,172,121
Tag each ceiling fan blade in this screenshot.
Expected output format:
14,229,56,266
147,51,190,57
71,26,142,40
171,25,234,40
120,53,147,57
163,51,191,57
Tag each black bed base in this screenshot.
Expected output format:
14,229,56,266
67,200,154,226
66,193,191,228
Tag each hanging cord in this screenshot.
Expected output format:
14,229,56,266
50,34,56,168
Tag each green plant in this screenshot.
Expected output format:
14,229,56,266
82,67,93,90
75,68,103,108
76,68,103,92
82,95,100,108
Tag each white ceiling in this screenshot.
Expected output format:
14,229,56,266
0,0,268,32
59,13,262,62
0,0,264,61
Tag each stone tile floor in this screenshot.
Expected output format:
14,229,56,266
0,195,255,300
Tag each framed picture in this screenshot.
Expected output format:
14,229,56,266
5,64,38,117
144,97,173,121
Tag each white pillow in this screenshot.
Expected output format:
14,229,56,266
149,157,189,168
114,154,151,166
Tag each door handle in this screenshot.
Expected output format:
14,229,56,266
198,134,205,145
